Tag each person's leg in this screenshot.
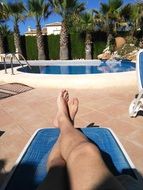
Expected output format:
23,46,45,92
37,90,79,190
56,90,125,190
48,90,79,169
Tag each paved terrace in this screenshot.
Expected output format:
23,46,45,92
0,69,143,187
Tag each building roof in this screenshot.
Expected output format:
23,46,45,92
46,22,61,27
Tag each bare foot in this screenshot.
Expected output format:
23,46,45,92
54,90,79,127
54,90,70,127
68,98,79,124
49,90,70,167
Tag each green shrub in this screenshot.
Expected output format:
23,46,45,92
5,33,107,60
21,35,27,58
5,34,15,53
93,41,106,58
48,35,60,59
25,36,38,60
70,33,85,59
117,43,137,56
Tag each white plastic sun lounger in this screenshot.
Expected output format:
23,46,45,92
129,49,143,117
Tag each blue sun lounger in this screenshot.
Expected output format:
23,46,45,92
129,49,143,117
1,127,142,190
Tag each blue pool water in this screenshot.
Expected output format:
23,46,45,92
18,60,135,74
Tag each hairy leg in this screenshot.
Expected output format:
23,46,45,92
48,90,79,168
48,90,69,169
37,90,79,190
56,90,125,190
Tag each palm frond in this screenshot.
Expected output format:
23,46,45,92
7,1,26,23
8,2,26,15
49,0,85,20
120,3,132,21
0,24,11,36
100,3,110,15
109,0,123,11
0,2,9,23
28,0,51,24
73,11,95,33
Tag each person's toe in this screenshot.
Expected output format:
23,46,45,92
74,98,79,105
63,90,68,100
61,89,66,97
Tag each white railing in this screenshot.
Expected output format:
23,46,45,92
0,53,31,74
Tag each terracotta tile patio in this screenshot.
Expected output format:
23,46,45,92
0,85,143,187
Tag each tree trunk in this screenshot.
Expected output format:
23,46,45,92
36,24,46,60
0,34,4,54
60,21,69,60
14,23,22,55
107,33,115,53
106,20,116,53
85,33,92,60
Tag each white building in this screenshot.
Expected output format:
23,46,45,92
25,22,61,36
46,22,61,35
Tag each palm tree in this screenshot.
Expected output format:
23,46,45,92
119,2,143,45
130,2,143,33
49,0,85,60
7,1,26,55
130,2,143,45
28,0,51,60
98,0,123,52
74,12,96,59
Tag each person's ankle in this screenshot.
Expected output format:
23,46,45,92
58,112,69,122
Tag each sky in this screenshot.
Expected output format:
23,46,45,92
6,0,136,35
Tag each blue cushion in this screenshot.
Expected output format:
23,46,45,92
5,128,136,190
139,51,143,89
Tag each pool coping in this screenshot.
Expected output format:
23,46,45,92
0,59,136,66
0,62,137,89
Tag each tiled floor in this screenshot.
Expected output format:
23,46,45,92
0,85,143,187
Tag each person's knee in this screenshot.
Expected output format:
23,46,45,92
68,142,101,163
48,157,65,168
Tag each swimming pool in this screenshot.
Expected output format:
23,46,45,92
18,60,135,75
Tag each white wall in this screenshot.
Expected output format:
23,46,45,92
47,25,61,35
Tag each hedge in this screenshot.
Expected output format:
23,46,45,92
25,36,38,60
93,41,106,59
70,33,85,59
5,32,107,60
47,35,60,60
4,34,15,53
